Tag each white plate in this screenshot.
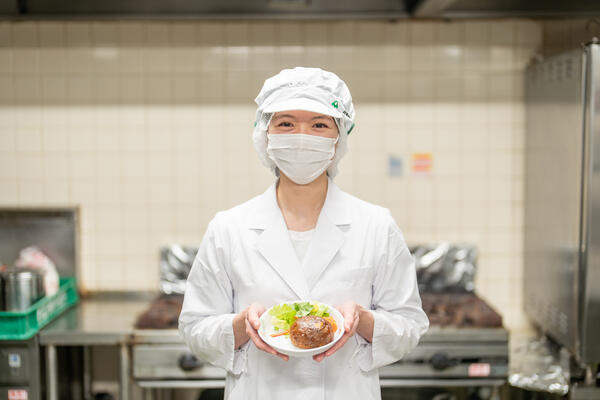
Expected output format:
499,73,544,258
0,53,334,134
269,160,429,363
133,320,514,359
258,301,345,358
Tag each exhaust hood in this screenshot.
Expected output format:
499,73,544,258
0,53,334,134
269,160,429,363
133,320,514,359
1,0,599,20
0,0,410,20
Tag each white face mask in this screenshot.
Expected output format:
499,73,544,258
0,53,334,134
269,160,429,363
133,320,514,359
266,133,338,185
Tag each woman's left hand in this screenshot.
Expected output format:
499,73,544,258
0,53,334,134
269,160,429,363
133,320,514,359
313,301,373,362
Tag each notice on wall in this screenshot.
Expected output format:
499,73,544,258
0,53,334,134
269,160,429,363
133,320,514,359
8,353,21,368
411,152,433,176
468,363,491,377
388,155,404,177
8,389,28,400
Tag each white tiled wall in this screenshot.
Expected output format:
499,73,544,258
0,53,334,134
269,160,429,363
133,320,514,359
0,19,542,331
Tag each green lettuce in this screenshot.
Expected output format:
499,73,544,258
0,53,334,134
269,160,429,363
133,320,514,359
311,302,330,318
268,303,297,331
269,301,330,332
294,301,314,318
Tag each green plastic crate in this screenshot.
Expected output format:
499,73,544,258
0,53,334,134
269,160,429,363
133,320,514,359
0,277,79,340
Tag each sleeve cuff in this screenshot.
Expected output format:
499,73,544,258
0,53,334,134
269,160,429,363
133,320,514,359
354,310,414,372
216,313,250,375
352,310,383,372
231,341,250,375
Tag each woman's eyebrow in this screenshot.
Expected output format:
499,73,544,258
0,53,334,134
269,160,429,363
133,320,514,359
272,114,333,121
272,114,296,121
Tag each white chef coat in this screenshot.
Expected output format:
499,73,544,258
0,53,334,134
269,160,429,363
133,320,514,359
179,178,429,400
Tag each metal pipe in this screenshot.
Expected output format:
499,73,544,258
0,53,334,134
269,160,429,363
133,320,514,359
120,343,130,400
46,345,58,400
137,380,226,389
83,346,93,400
378,379,506,387
135,378,507,389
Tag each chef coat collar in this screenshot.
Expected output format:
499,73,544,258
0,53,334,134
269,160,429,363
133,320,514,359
248,178,350,300
247,178,352,230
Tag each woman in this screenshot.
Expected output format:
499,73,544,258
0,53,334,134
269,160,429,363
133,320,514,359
179,67,429,400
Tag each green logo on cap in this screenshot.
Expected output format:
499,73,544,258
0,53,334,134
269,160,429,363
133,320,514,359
331,100,339,109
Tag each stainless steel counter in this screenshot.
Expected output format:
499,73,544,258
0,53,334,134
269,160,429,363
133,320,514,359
40,292,156,345
41,294,507,346
40,292,159,400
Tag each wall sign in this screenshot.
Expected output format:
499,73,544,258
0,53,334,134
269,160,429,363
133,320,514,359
411,153,433,175
8,390,28,400
388,155,404,177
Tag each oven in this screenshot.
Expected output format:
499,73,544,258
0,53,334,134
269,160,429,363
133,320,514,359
131,298,508,398
130,245,508,398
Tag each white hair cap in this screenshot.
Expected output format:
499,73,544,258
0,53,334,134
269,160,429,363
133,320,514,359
252,67,355,179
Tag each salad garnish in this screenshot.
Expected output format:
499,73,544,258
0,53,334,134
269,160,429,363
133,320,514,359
268,301,330,337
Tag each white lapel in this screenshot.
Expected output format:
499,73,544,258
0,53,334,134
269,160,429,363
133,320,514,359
249,182,311,300
303,179,352,290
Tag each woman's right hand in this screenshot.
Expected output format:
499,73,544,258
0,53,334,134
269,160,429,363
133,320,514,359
233,303,289,361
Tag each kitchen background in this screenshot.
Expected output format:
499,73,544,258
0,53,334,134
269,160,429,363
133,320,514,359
0,17,594,337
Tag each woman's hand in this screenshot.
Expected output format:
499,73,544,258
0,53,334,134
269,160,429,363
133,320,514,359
313,301,374,362
233,303,289,361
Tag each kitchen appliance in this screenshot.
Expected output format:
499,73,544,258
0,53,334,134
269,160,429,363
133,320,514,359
524,42,600,390
0,208,79,400
132,295,508,395
0,337,41,400
1,268,45,312
131,244,508,398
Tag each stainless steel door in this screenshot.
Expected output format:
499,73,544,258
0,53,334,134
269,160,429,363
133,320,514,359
525,43,600,364
524,48,585,359
580,43,600,364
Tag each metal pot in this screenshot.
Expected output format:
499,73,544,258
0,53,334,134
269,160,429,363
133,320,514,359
1,267,45,312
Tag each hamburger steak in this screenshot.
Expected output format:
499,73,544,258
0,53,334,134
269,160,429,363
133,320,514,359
289,315,335,349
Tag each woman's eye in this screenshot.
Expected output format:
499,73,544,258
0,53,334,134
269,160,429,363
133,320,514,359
314,123,329,129
277,122,293,127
